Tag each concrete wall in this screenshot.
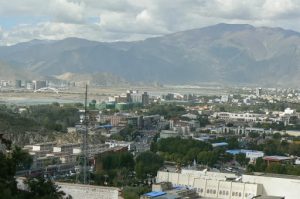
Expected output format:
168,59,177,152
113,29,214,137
218,181,231,199
194,178,206,197
58,183,120,199
205,179,218,198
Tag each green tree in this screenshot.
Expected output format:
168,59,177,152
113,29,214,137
197,151,219,166
235,153,249,166
135,151,163,179
0,146,69,199
12,146,33,170
26,178,72,199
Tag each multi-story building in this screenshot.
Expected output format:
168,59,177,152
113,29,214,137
156,169,299,199
142,92,150,106
15,80,22,88
256,88,262,97
32,142,56,152
53,143,81,154
213,112,266,123
33,80,47,90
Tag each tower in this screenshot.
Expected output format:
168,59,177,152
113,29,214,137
82,84,89,184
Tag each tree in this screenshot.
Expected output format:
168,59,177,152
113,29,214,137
227,137,239,149
95,152,134,186
235,153,249,166
289,144,300,156
26,178,72,199
135,151,163,179
0,145,69,199
197,151,219,166
251,157,267,172
266,163,286,174
12,146,33,170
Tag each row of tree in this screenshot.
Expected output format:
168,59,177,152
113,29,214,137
152,137,236,166
247,139,300,156
247,157,300,175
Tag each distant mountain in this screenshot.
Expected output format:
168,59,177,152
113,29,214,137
0,61,36,80
1,23,300,86
55,72,129,86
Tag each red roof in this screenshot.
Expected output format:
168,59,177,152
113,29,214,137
263,156,293,161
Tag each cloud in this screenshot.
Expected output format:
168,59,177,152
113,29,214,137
0,26,3,40
1,0,300,45
50,0,86,23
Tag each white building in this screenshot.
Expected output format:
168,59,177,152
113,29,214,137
105,140,133,151
284,108,295,115
256,88,262,97
156,169,300,199
32,142,56,151
160,130,180,139
156,170,262,199
242,173,300,199
213,112,266,123
73,144,109,157
131,93,143,103
221,95,229,103
53,143,81,153
226,149,264,163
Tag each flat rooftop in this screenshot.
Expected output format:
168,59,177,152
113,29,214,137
263,156,294,161
246,172,300,180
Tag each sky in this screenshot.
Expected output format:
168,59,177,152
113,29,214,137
0,0,300,45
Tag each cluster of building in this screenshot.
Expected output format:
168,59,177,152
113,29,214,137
147,168,299,199
0,79,73,90
21,140,133,174
95,90,150,111
14,80,47,90
1,79,48,90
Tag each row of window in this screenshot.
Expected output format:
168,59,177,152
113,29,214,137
219,190,229,196
232,191,242,197
196,187,253,198
206,189,216,194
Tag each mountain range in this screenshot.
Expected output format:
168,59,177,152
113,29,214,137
0,23,300,87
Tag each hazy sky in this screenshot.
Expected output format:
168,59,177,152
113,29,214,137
0,0,300,45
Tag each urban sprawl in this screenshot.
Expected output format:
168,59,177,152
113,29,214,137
1,81,300,199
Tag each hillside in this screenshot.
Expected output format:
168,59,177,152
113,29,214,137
0,61,36,80
0,23,300,86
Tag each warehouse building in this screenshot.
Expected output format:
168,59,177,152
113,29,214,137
156,169,299,199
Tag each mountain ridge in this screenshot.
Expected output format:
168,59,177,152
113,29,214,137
0,23,300,86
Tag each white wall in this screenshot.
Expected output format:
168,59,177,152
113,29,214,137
58,183,120,199
242,174,300,199
156,171,262,199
